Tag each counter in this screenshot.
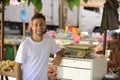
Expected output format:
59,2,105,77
57,57,107,80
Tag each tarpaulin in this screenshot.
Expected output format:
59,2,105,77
100,0,119,30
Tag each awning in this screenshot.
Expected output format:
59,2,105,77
101,0,119,30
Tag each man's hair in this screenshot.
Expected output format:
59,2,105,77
112,32,118,39
31,13,46,21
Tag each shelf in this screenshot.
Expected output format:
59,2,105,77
4,42,20,45
0,42,20,45
0,71,16,78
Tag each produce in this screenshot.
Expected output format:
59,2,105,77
113,67,120,73
0,60,15,72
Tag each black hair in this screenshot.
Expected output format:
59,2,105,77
31,13,46,21
112,32,118,39
118,33,120,39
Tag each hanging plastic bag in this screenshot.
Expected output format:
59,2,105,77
20,8,27,21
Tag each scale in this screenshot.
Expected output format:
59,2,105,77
57,44,106,80
64,44,96,58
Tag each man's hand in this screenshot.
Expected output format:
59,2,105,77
52,49,64,65
48,64,57,80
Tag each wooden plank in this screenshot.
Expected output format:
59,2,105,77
0,71,16,78
1,1,5,61
80,0,105,7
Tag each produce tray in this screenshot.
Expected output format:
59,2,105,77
0,71,16,77
64,44,96,49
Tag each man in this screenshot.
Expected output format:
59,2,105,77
15,13,63,80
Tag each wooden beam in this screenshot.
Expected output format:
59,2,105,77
1,2,5,61
80,0,105,7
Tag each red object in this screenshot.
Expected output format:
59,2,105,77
68,26,72,32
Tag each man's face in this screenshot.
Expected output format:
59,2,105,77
31,18,46,36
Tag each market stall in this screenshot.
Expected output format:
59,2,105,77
0,1,16,80
0,0,112,80
56,44,107,80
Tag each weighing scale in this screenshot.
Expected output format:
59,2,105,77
64,44,96,58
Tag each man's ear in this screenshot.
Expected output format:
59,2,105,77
28,21,33,33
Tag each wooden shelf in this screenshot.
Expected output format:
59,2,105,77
4,42,20,45
0,71,16,78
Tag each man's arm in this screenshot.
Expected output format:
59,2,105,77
15,62,22,80
48,49,64,79
52,49,64,66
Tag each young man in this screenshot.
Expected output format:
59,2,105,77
15,13,63,80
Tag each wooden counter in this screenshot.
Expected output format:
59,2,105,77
57,57,107,80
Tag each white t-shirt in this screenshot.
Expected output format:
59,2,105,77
15,36,61,80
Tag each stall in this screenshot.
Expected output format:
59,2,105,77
0,0,109,80
0,1,16,80
57,44,107,80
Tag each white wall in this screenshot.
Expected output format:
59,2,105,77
41,0,59,25
79,6,103,32
4,0,59,25
4,1,103,31
67,6,79,26
5,2,34,23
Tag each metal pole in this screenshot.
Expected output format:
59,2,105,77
23,21,26,39
59,0,63,29
103,30,107,55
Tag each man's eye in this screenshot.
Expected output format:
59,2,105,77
35,24,38,26
34,23,44,26
40,23,44,26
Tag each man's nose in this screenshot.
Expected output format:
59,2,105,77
37,25,42,29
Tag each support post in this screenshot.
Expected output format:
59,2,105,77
103,30,107,55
